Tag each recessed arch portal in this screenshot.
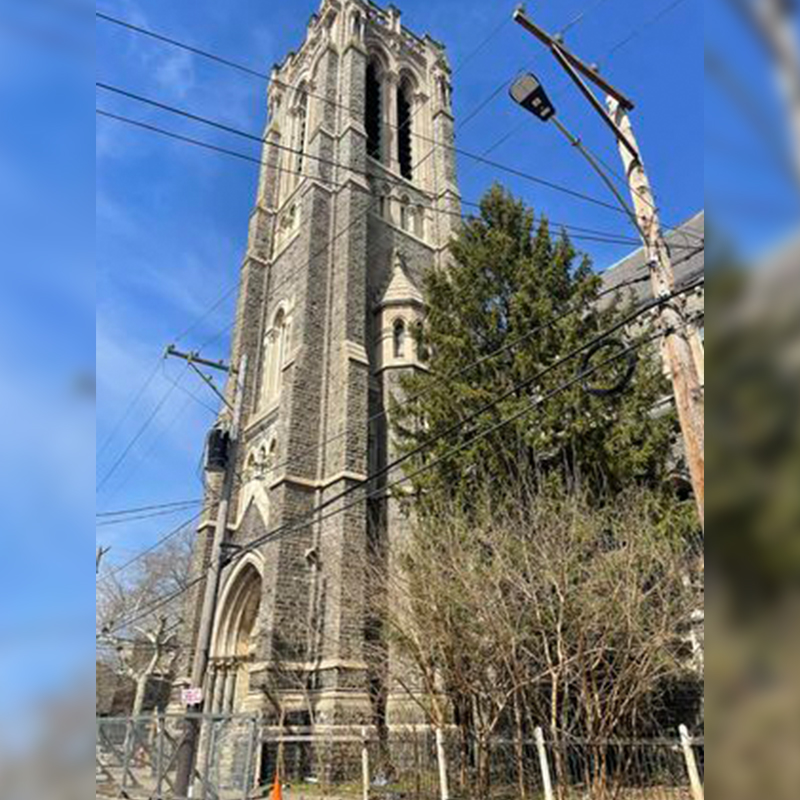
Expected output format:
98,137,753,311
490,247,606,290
210,557,263,713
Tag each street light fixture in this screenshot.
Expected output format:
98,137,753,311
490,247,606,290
509,73,556,121
510,71,642,235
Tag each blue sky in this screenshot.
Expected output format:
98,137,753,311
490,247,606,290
0,3,94,718
7,0,797,717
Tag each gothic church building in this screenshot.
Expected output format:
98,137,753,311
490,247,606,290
181,0,461,729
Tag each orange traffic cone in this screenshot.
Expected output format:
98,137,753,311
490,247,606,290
271,770,282,800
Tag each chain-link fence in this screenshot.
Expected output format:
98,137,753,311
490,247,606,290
96,713,259,799
96,715,703,800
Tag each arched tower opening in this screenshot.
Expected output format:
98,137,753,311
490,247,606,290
365,60,383,161
397,76,414,180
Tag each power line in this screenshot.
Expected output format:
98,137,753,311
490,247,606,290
94,8,509,155
242,329,672,562
96,370,185,493
106,279,702,635
98,510,206,584
97,80,630,216
101,0,696,400
95,106,647,372
99,104,703,493
103,336,636,633
96,107,698,252
109,311,698,634
97,359,161,460
96,0,699,509
97,505,203,528
97,107,680,252
238,278,705,557
98,500,203,519
96,105,701,512
97,255,702,577
560,0,617,36
603,0,692,62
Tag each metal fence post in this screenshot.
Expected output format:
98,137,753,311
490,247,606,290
534,727,555,800
679,725,704,800
121,718,134,791
155,713,165,799
361,727,370,800
242,716,258,800
202,716,217,800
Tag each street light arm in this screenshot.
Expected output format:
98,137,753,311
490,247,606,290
550,117,645,239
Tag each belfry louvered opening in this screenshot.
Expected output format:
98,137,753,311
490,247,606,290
365,61,382,160
397,78,413,180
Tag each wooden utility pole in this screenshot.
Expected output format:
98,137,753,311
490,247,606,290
512,9,705,527
172,351,246,798
607,99,705,527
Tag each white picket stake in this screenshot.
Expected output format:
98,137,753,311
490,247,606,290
361,727,370,800
679,724,704,800
534,727,555,800
435,726,450,800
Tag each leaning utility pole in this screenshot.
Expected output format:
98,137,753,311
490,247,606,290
606,100,705,527
513,9,705,527
171,347,247,798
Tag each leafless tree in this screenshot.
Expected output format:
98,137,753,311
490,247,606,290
96,524,194,714
366,477,698,798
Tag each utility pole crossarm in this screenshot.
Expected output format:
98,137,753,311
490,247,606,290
512,8,635,110
164,345,233,374
549,43,640,161
165,344,234,411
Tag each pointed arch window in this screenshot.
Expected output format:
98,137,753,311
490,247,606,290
365,61,382,160
439,76,451,111
263,308,289,406
351,10,364,42
414,205,424,238
399,196,410,231
393,319,406,359
295,88,309,176
397,78,414,180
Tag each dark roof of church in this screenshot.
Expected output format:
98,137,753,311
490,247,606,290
599,211,705,307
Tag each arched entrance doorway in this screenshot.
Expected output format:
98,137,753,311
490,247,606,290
209,558,262,714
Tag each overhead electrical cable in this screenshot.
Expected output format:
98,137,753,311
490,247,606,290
97,500,203,519
96,81,631,216
105,294,701,636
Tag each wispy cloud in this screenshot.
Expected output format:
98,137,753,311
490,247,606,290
151,45,196,99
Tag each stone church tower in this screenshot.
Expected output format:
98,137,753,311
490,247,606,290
182,0,461,729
